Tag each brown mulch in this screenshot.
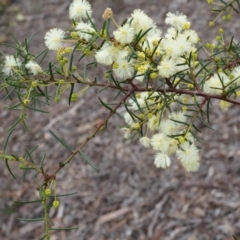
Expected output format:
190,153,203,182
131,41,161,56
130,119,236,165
0,0,240,240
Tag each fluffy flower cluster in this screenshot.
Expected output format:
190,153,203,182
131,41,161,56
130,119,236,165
94,8,199,81
2,55,21,76
2,55,42,77
40,0,240,171
44,0,95,50
69,0,92,21
122,92,200,172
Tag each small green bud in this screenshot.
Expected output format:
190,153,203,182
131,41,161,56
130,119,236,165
210,43,215,49
209,21,214,27
147,113,153,118
137,51,145,59
32,81,38,87
72,66,77,71
206,43,211,48
57,55,62,61
219,28,224,34
192,53,198,59
187,83,194,89
150,72,158,79
182,106,188,112
71,93,77,101
132,122,140,130
215,36,221,41
179,136,185,143
23,98,30,105
112,62,119,69
54,96,60,102
71,31,78,38
65,47,72,53
83,49,90,55
45,188,51,196
53,200,60,208
19,163,25,169
183,21,191,30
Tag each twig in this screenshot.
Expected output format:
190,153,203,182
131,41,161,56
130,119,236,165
52,86,137,177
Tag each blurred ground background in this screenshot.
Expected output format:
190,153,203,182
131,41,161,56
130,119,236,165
0,0,240,239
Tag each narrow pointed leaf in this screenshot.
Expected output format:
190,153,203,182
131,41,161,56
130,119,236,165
49,130,72,152
5,159,16,179
68,83,74,105
49,227,78,231
14,199,43,204
38,235,47,240
18,218,44,222
79,150,98,171
98,97,113,111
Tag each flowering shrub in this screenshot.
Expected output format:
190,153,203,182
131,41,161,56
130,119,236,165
1,0,240,238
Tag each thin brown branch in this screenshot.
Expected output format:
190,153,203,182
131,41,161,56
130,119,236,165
86,80,240,105
52,85,137,178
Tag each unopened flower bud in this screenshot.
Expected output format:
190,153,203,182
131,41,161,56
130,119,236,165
209,21,214,27
102,8,113,20
45,188,51,196
53,200,60,208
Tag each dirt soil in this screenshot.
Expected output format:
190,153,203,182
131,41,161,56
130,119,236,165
0,0,240,240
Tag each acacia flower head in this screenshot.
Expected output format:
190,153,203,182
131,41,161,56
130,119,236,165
25,61,42,75
113,58,134,79
44,28,65,50
204,72,229,94
169,111,187,124
160,119,179,135
154,152,171,169
147,114,160,130
151,133,170,153
157,58,177,78
76,22,95,41
165,12,189,31
231,66,240,86
174,34,193,56
113,23,135,44
176,142,200,172
69,0,92,21
122,127,131,139
3,55,21,76
130,9,156,35
95,43,127,66
183,29,199,44
124,112,134,125
181,159,200,172
219,100,231,111
139,136,151,148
